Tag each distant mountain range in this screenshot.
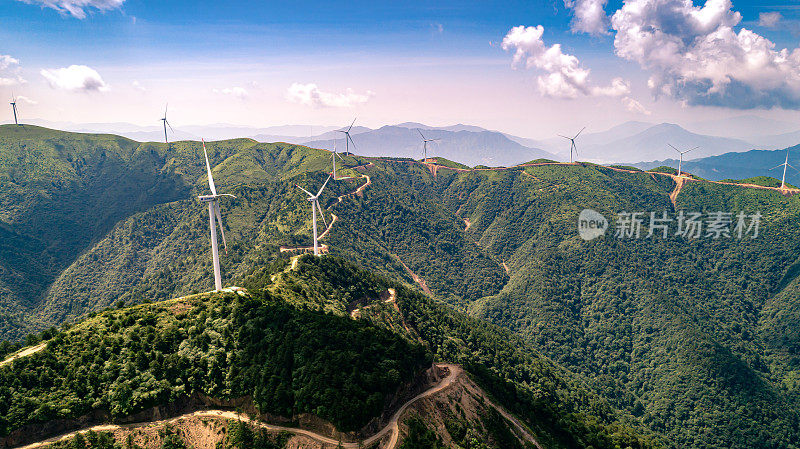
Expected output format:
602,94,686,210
633,144,800,186
4,116,800,166
305,124,553,167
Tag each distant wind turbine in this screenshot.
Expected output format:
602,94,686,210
668,144,698,177
559,127,585,163
770,148,797,190
296,175,332,256
417,129,440,162
9,94,18,126
198,139,236,291
336,118,358,156
161,103,174,144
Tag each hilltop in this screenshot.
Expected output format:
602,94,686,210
0,255,655,449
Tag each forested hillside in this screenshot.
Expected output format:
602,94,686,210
1,256,656,449
2,126,800,447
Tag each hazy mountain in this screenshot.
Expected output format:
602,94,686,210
304,125,553,166
585,123,752,162
533,121,656,155
633,144,800,184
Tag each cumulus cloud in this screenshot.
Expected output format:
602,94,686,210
622,96,651,115
17,0,124,19
41,65,109,92
131,80,145,92
501,25,629,99
564,0,610,35
0,55,25,86
213,86,248,99
285,83,374,108
758,12,782,28
611,0,800,109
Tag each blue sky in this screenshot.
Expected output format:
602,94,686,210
2,0,800,137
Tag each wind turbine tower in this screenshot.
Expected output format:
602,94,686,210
559,127,586,163
198,139,235,291
336,118,358,156
296,175,332,256
9,95,18,126
770,148,796,190
161,104,174,144
331,140,344,180
417,129,440,162
668,144,698,177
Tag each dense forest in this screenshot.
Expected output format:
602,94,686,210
3,126,800,447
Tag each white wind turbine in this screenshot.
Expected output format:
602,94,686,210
296,175,332,256
331,139,344,180
161,103,174,144
417,129,440,162
336,118,358,156
198,139,235,291
668,143,698,177
770,148,797,190
9,94,19,126
558,127,585,164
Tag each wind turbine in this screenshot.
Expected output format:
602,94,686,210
558,127,585,163
161,104,174,144
668,144,698,177
417,129,440,162
9,94,18,126
336,118,358,156
296,175,332,256
770,148,797,190
198,139,235,291
331,139,344,180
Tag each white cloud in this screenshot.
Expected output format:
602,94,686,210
41,65,109,92
131,80,146,92
501,25,628,99
611,0,800,109
564,0,610,35
0,55,25,86
15,95,37,105
18,0,125,19
758,12,782,28
213,86,248,99
285,83,374,108
622,96,651,115
0,55,19,71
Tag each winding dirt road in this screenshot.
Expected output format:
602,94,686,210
0,343,46,367
17,364,466,449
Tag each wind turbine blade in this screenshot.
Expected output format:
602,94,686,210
347,134,358,153
573,127,586,139
214,202,228,254
202,139,217,196
316,200,327,228
166,120,175,133
689,146,699,152
347,117,356,133
769,164,783,170
316,174,332,197
296,185,313,197
417,128,427,140
573,142,578,156
558,135,571,140
336,151,345,160
667,143,679,152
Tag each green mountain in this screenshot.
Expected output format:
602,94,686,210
0,255,655,449
2,126,800,448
